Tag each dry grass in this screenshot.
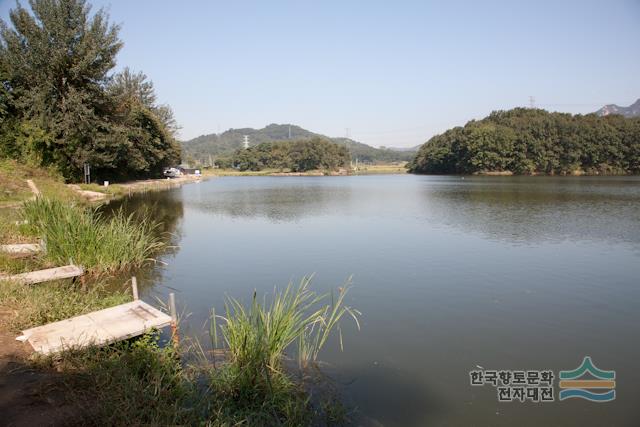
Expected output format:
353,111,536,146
0,159,81,205
352,163,408,175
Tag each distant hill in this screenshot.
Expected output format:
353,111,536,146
596,98,640,118
181,124,415,164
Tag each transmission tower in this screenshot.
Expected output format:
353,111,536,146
243,135,249,149
529,96,536,109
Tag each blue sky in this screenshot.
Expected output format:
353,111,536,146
1,0,639,147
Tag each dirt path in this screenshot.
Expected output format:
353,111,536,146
116,174,204,191
0,310,82,426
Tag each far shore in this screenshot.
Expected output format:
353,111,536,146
203,163,408,177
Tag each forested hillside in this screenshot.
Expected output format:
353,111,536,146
408,108,640,175
182,124,414,165
0,0,180,182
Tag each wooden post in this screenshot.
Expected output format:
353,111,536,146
169,292,179,346
131,276,139,300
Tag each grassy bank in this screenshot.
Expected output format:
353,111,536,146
21,197,165,274
204,168,287,176
0,159,80,206
0,163,360,425
352,163,408,175
0,280,131,331
0,276,358,425
204,163,408,177
76,174,205,198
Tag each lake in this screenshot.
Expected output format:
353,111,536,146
113,175,640,426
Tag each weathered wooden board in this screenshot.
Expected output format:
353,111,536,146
0,243,42,255
26,179,40,196
17,300,172,355
0,264,83,285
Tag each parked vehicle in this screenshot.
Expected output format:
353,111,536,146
163,167,182,178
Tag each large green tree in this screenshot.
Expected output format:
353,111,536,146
0,0,180,181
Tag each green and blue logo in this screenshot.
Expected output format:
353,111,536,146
559,356,615,402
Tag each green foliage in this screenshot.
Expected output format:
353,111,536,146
215,277,360,375
35,333,198,426
22,197,165,273
0,0,180,181
202,278,359,424
232,137,351,172
182,123,415,166
205,362,313,426
408,108,640,175
0,280,130,331
2,273,355,425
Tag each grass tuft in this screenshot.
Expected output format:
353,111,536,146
216,276,360,373
0,280,131,331
21,197,165,274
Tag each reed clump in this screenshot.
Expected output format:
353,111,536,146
200,277,360,423
12,278,359,426
21,197,165,274
216,276,360,372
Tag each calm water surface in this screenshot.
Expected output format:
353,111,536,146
115,175,640,426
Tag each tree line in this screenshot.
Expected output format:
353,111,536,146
408,108,640,175
0,0,180,182
181,123,414,167
220,138,351,172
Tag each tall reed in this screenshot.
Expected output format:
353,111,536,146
22,197,165,273
213,277,360,378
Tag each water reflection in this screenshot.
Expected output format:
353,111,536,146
109,176,640,426
102,190,185,293
185,177,354,221
324,362,446,426
418,176,640,245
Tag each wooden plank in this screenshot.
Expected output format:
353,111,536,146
26,179,40,196
0,264,83,285
0,243,42,255
18,300,172,355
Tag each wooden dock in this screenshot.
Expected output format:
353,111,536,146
0,242,43,255
17,300,173,354
0,264,83,285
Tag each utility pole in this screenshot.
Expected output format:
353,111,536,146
83,163,91,184
243,135,249,149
